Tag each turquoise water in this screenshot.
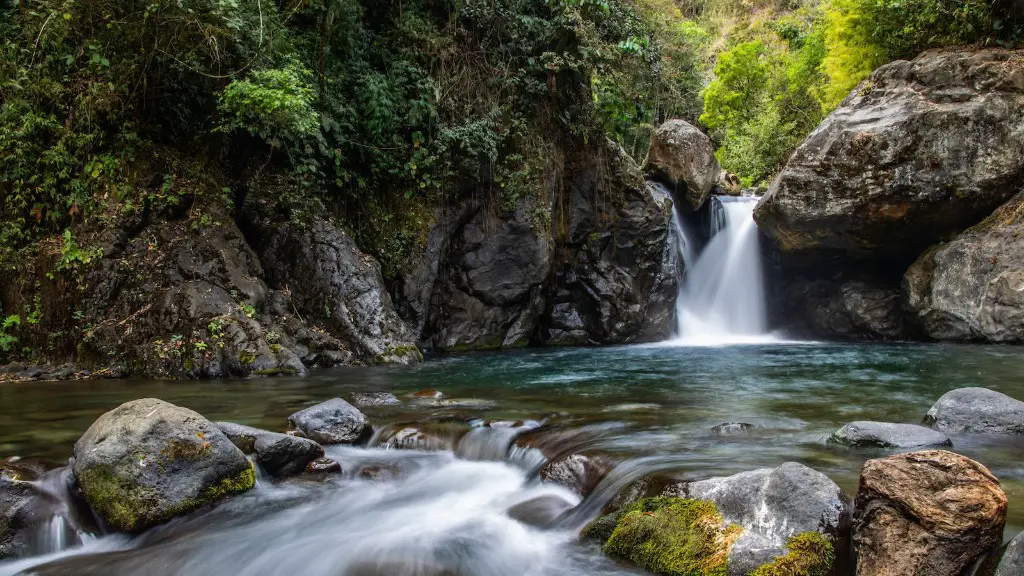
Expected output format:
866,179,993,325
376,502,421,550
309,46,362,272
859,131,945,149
2,341,1022,536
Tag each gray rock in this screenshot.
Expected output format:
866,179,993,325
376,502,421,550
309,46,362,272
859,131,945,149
72,398,254,533
538,454,608,496
350,392,401,407
755,49,1024,266
904,191,1024,342
924,387,1024,435
305,457,342,474
506,494,575,528
996,531,1024,576
710,422,756,435
829,421,952,448
215,422,324,477
254,217,420,364
769,273,903,341
0,475,50,559
671,462,849,576
287,398,373,445
643,119,719,212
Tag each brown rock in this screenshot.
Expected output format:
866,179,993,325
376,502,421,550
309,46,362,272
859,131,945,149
853,450,1007,576
643,119,719,212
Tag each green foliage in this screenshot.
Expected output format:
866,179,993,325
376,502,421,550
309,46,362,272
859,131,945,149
0,314,21,354
217,63,321,151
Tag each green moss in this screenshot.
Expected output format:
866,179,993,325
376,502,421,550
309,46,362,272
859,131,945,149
202,463,256,501
750,532,834,576
602,497,741,576
376,344,423,363
581,512,622,542
160,436,213,461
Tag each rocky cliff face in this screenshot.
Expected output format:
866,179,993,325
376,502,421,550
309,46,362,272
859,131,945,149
755,48,1024,341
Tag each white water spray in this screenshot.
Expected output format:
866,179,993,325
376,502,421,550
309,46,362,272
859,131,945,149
671,196,774,345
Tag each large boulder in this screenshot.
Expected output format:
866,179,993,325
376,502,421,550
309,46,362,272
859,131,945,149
755,49,1024,266
72,399,254,533
853,450,1007,576
995,531,1024,576
904,191,1024,342
253,217,420,364
643,120,720,212
923,387,1024,435
767,270,904,340
216,422,324,477
287,398,373,445
671,462,848,575
829,421,952,449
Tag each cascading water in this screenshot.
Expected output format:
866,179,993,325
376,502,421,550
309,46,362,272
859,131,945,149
671,195,773,344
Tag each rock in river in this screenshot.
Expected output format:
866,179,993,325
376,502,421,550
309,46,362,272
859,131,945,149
643,119,719,212
0,473,50,559
216,422,324,478
995,531,1024,576
755,49,1024,266
923,387,1024,435
853,450,1007,576
829,421,952,449
288,398,373,445
72,398,255,533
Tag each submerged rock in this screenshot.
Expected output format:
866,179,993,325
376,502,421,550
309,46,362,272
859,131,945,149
754,49,1024,266
853,450,1007,576
288,398,373,445
904,191,1024,342
710,422,756,436
72,399,254,533
506,494,575,528
995,531,1024,576
305,457,342,475
829,421,952,449
924,387,1024,435
643,119,719,212
350,392,401,407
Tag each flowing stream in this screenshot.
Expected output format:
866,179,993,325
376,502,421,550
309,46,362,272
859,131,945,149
671,196,775,345
2,344,1024,575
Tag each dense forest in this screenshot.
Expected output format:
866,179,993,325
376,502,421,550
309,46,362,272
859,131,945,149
0,0,1022,357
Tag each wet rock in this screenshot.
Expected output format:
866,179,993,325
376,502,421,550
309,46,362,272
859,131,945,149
853,450,1007,576
710,422,756,436
643,119,719,212
538,454,609,496
356,464,400,482
72,398,254,533
829,421,952,449
671,462,849,576
15,367,43,380
252,217,420,365
506,494,575,528
755,49,1024,266
904,191,1024,342
995,531,1024,576
217,421,324,477
350,392,401,407
377,421,468,451
413,389,443,400
0,475,50,559
288,398,373,445
924,388,1024,435
305,457,342,475
769,272,904,341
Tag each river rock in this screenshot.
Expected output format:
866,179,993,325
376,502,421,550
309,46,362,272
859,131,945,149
924,387,1024,435
0,474,50,559
769,272,904,340
995,531,1024,576
711,422,756,435
538,454,609,496
72,399,255,533
216,422,324,477
755,49,1024,266
643,119,719,212
305,457,342,474
829,421,952,449
506,494,575,528
904,191,1024,342
288,398,373,445
671,462,849,575
350,392,401,407
853,450,1007,576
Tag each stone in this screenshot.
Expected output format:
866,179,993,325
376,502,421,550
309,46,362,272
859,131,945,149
904,191,1024,342
643,119,719,212
829,421,952,449
0,475,50,559
252,432,323,478
853,450,1007,576
768,273,903,341
755,49,1024,266
924,387,1024,435
350,392,401,407
671,462,849,576
995,531,1024,576
506,494,575,528
287,398,373,445
72,399,254,533
710,422,756,436
305,457,341,474
538,454,608,497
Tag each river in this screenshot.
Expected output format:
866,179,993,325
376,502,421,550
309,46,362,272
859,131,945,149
1,341,1022,574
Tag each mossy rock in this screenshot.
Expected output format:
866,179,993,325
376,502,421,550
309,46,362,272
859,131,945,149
72,398,255,533
750,532,834,576
601,497,742,576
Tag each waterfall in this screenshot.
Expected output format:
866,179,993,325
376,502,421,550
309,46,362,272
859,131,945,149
671,196,773,344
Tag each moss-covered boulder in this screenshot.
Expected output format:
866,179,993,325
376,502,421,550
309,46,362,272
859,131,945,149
72,398,255,533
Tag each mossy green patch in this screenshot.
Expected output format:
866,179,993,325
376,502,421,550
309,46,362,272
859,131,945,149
602,497,741,576
581,512,622,542
202,462,256,501
750,532,834,576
